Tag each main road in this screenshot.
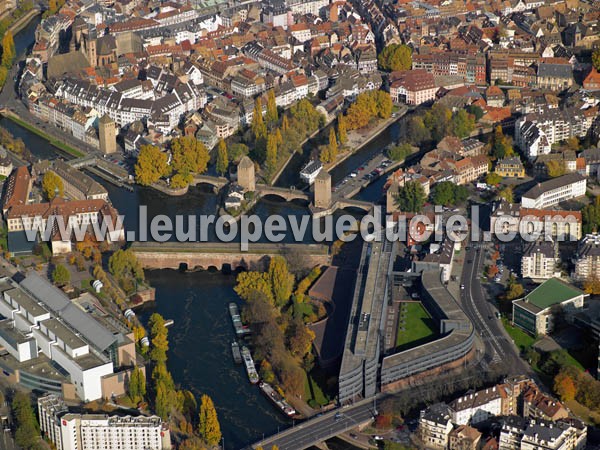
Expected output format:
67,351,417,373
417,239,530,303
249,398,378,450
460,216,533,377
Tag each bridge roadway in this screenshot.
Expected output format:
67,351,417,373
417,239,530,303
249,397,377,450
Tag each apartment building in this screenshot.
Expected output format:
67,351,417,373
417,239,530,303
450,386,504,425
389,69,438,105
5,196,123,255
515,109,594,160
490,202,582,242
418,403,454,450
520,173,586,209
521,240,559,281
573,233,600,281
49,160,108,201
500,417,585,450
39,394,171,450
496,157,526,178
449,425,482,450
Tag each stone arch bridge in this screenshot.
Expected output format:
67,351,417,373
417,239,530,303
130,242,330,271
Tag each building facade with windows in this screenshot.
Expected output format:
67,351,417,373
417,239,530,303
512,278,586,335
39,394,171,450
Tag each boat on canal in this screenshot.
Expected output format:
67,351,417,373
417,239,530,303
241,346,259,384
259,381,296,417
229,302,251,336
231,341,242,364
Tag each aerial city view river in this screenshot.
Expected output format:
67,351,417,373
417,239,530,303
1,18,407,448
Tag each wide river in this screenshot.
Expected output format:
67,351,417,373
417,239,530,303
5,18,402,448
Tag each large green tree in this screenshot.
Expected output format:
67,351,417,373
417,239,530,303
395,181,426,213
108,249,144,282
149,313,169,364
337,113,347,145
135,145,170,185
451,109,475,138
52,264,70,286
265,134,278,177
171,136,210,176
12,392,40,450
431,181,468,206
128,366,147,403
266,89,278,128
269,256,294,308
42,171,64,200
387,143,413,161
216,138,228,176
378,44,412,71
593,49,600,71
199,394,222,446
252,97,267,141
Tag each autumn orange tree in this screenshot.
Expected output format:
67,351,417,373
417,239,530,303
583,275,600,295
345,90,392,130
554,370,577,402
486,265,499,278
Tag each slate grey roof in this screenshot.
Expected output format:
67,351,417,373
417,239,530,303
537,63,572,79
19,273,116,351
522,173,585,199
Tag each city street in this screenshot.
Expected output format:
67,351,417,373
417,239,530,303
460,235,534,377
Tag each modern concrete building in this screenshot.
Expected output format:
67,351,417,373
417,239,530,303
379,269,474,391
39,394,171,450
339,237,474,403
520,173,586,209
512,278,586,335
338,239,393,403
0,273,136,401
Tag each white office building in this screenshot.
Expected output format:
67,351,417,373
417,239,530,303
39,394,171,450
521,173,586,209
0,273,121,401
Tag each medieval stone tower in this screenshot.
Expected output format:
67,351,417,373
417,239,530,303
98,114,116,154
314,170,331,209
238,156,255,191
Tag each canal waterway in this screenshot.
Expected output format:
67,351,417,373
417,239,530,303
5,17,387,448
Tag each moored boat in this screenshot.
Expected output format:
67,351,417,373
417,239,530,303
241,346,259,384
259,381,296,417
231,341,242,364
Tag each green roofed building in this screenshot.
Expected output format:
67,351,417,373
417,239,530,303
512,278,586,336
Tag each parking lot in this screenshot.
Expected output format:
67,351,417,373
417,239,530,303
333,154,394,199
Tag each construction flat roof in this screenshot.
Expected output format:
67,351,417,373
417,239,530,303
6,287,49,318
521,278,583,310
41,318,86,350
19,273,116,351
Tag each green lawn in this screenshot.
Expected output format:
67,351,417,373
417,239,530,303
6,115,85,158
502,319,585,372
502,318,536,351
304,372,329,409
396,302,437,350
